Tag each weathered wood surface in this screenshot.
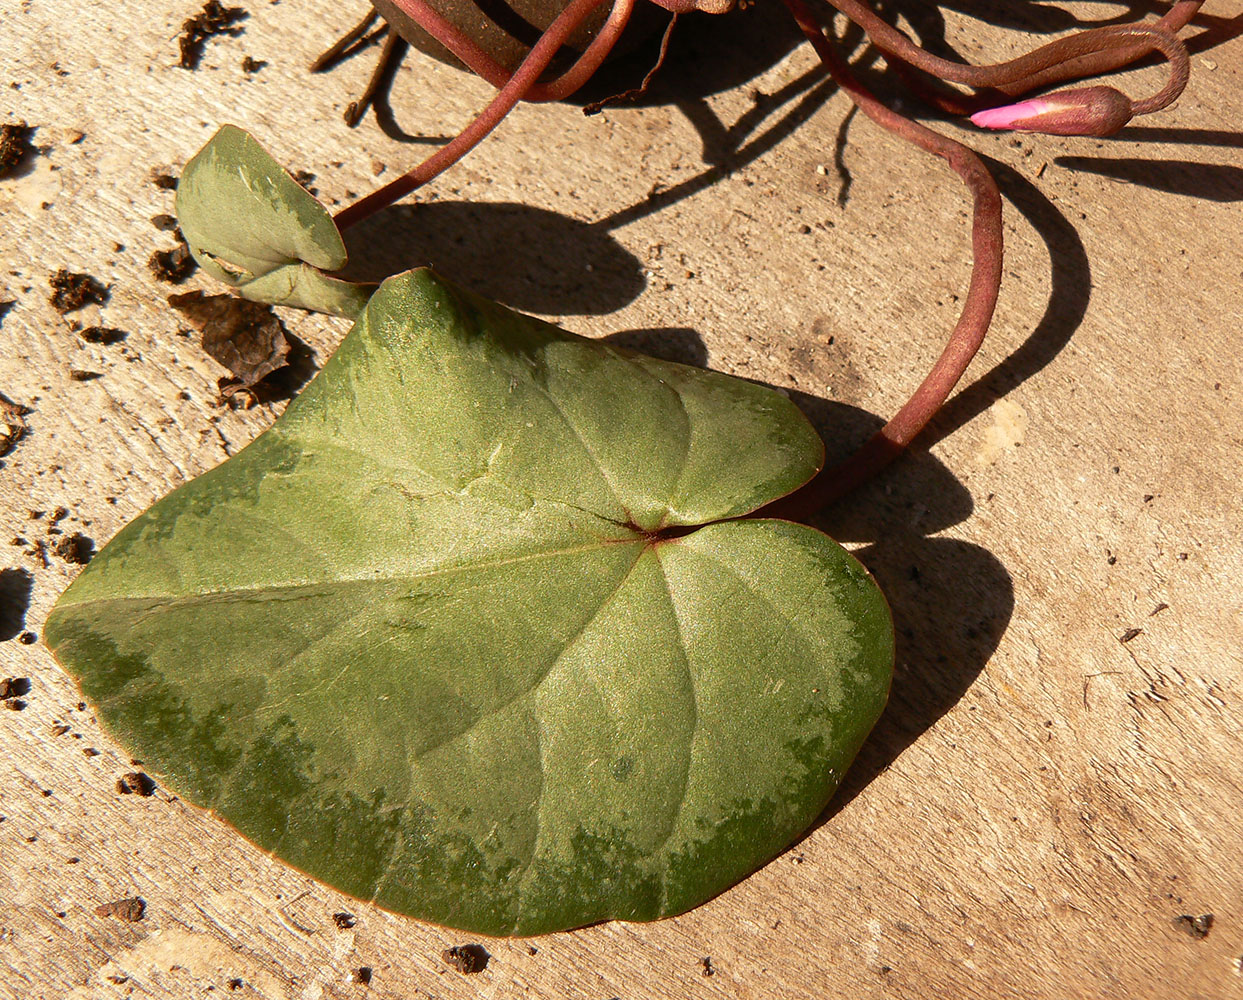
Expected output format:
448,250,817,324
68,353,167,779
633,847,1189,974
2,1,1241,997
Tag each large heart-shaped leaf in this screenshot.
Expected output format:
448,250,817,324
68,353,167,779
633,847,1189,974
46,270,893,935
176,125,373,318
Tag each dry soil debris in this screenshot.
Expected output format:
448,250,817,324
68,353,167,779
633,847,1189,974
354,967,373,984
148,241,197,284
179,1,248,70
241,55,267,74
169,291,290,397
0,122,35,177
442,944,489,974
0,677,31,700
0,394,29,459
78,326,127,345
49,269,109,313
1174,913,1214,939
116,771,157,796
151,171,179,190
68,369,102,383
94,897,146,922
332,911,356,930
53,533,94,563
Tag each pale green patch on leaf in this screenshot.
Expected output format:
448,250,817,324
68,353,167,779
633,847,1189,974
176,125,373,318
46,270,893,935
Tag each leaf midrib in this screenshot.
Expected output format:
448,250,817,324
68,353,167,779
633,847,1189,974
52,535,647,614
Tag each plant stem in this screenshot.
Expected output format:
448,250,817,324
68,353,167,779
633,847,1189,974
766,0,1004,518
824,0,1201,103
334,0,611,232
383,0,635,102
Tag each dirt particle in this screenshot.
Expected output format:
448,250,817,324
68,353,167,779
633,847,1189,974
1174,913,1213,939
116,771,157,796
149,241,197,284
95,897,146,922
442,944,489,974
0,677,31,700
700,956,715,977
0,122,36,177
151,171,179,190
151,214,180,231
78,325,127,345
332,911,356,929
51,723,70,736
179,1,248,70
1149,602,1170,617
293,169,317,196
68,369,102,382
18,631,36,645
4,699,26,711
353,966,372,984
0,395,28,458
50,269,109,313
241,55,267,74
84,747,100,757
53,533,94,564
227,980,243,991
1119,628,1142,644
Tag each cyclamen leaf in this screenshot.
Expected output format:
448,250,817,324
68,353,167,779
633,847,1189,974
176,125,373,318
45,269,893,935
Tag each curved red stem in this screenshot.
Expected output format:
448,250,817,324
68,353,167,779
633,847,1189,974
334,0,611,232
824,0,1202,98
384,0,634,102
766,0,1004,518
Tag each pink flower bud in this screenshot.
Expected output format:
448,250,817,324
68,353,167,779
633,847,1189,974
971,86,1135,137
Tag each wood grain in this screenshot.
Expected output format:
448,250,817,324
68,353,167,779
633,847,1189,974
1,2,1240,997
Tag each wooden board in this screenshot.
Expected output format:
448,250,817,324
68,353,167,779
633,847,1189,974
2,2,1240,997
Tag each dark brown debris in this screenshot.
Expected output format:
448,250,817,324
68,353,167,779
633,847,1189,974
151,214,180,231
241,56,267,74
332,911,356,930
353,967,372,984
116,771,157,796
0,397,27,459
1119,627,1142,644
95,897,146,922
148,241,197,284
78,326,127,345
169,291,290,397
1174,913,1214,939
700,956,715,977
0,677,31,700
179,1,248,70
0,122,35,177
292,169,317,196
50,269,110,313
151,171,179,190
442,944,489,974
53,533,94,564
68,369,102,382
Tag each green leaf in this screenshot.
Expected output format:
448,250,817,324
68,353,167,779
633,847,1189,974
176,125,373,318
46,269,893,935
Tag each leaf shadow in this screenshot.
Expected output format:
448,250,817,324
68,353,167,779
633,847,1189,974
338,201,646,316
783,388,1014,831
601,326,708,369
0,567,34,642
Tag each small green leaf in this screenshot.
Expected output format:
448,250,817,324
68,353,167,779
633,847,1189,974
176,125,373,318
46,270,893,935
